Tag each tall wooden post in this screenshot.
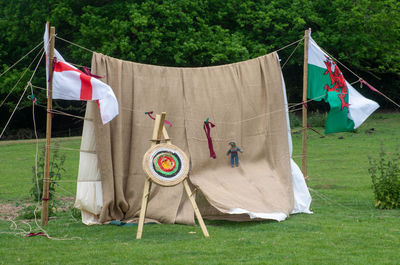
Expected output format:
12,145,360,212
301,29,310,179
41,24,55,225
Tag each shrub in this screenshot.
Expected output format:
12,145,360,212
368,144,400,209
31,142,66,202
308,111,327,128
289,112,301,128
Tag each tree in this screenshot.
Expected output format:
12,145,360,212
1,0,399,137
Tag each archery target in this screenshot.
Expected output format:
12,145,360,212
142,144,189,186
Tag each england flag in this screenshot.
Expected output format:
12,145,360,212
44,24,119,124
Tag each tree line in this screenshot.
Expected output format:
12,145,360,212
1,0,399,138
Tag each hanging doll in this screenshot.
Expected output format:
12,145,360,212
226,142,243,167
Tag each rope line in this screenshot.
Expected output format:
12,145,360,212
357,80,400,109
375,92,400,109
0,46,45,109
47,145,82,152
32,85,98,113
275,37,304,53
122,95,325,126
52,183,77,197
308,188,400,219
40,123,316,154
308,187,358,212
281,37,304,69
26,89,324,128
55,36,95,54
56,34,304,58
5,34,396,140
0,40,44,79
22,35,317,128
35,103,87,120
26,91,324,128
0,84,30,139
0,49,46,139
30,82,41,204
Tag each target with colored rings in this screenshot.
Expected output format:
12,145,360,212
143,143,189,187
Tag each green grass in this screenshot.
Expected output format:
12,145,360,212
0,137,81,202
1,114,400,264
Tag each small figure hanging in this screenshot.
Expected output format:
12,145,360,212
226,142,243,167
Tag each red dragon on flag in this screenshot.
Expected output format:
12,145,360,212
323,56,349,111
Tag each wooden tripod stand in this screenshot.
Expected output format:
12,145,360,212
136,112,209,239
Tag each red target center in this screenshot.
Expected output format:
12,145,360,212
157,155,176,172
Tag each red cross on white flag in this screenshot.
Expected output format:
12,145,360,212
44,24,119,124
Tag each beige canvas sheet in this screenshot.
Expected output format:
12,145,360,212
90,52,293,224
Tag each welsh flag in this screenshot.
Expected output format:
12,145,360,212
44,25,118,124
307,34,379,133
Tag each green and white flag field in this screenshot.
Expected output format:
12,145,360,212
307,34,379,134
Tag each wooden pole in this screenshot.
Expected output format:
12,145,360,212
301,29,310,180
183,179,209,237
137,113,163,239
136,179,152,239
41,24,55,226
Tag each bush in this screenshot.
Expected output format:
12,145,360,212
308,111,327,128
368,144,400,209
17,204,56,220
17,205,39,220
289,112,301,128
31,142,66,202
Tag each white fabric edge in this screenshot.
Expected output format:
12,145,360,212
74,180,103,215
279,54,312,214
308,35,330,69
229,208,288,222
76,102,104,225
81,209,101,225
290,159,313,214
347,82,379,129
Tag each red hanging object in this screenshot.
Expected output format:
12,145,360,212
203,119,216,159
83,66,104,79
360,79,380,94
145,111,172,127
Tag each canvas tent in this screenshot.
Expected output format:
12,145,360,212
74,51,312,225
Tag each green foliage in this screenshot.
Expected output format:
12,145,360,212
1,0,400,133
17,204,56,220
31,142,66,202
17,201,81,220
70,204,81,220
17,204,39,220
289,112,301,128
368,144,400,209
308,111,327,128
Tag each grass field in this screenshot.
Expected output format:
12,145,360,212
0,113,399,264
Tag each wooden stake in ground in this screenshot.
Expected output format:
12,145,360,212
137,112,209,239
301,28,310,180
41,23,55,226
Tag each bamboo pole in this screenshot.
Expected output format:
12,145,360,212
301,29,310,180
41,23,55,226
